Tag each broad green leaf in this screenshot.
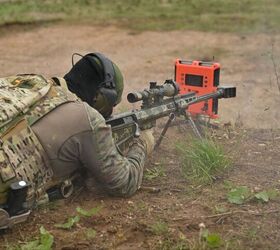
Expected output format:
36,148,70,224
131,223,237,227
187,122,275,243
38,226,54,250
227,186,250,204
200,228,209,240
21,240,40,250
76,206,102,217
55,216,80,229
255,191,269,202
85,229,97,240
206,233,222,248
21,227,54,250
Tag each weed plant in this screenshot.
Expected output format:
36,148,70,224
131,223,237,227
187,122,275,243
150,220,169,236
176,136,231,184
144,165,166,181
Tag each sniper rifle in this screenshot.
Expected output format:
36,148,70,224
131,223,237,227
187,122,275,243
106,79,236,153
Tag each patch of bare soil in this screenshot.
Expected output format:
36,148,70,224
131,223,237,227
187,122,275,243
0,24,280,249
0,23,279,128
1,126,280,249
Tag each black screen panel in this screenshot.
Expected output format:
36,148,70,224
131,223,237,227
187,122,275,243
185,74,203,87
214,68,220,86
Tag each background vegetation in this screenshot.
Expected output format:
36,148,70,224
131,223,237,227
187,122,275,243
0,0,279,33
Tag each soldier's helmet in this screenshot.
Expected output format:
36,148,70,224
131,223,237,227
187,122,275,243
64,52,124,118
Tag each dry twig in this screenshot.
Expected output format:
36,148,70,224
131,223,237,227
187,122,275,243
270,40,280,93
173,209,279,221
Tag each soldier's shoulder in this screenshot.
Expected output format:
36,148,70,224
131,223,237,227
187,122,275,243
82,103,105,128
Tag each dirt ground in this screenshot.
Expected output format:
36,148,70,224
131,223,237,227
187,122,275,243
0,23,280,249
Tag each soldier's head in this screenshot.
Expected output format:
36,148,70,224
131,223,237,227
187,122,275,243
64,52,124,118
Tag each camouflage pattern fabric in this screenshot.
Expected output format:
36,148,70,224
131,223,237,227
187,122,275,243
84,104,147,196
0,75,51,131
0,75,74,205
31,100,148,198
0,121,52,205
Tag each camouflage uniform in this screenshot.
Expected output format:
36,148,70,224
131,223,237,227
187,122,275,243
32,87,147,197
0,74,147,210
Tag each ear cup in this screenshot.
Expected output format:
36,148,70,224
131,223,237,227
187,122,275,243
99,87,118,106
92,92,113,118
89,53,119,106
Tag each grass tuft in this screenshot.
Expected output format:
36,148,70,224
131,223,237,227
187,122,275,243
144,165,166,181
176,136,231,184
150,220,169,236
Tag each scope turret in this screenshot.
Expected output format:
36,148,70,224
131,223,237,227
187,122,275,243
127,80,179,103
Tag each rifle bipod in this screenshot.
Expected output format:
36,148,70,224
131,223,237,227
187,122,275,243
154,113,175,150
154,111,202,150
183,111,202,139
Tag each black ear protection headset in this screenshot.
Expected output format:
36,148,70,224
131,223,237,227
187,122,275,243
71,52,118,106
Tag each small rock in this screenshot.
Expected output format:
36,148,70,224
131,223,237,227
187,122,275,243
199,222,206,229
223,133,229,139
107,226,117,234
153,162,161,166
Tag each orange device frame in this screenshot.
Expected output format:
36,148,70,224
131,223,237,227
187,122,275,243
175,59,220,118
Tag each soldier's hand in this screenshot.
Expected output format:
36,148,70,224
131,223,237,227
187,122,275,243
139,129,155,155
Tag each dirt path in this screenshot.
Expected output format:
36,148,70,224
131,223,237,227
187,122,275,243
0,23,279,128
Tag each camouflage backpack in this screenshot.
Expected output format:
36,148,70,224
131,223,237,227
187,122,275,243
0,74,75,216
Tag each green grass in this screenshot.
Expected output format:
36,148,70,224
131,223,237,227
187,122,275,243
0,0,279,33
150,220,169,235
176,136,231,184
144,165,166,181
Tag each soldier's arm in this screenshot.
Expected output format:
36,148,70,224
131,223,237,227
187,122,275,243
81,104,147,197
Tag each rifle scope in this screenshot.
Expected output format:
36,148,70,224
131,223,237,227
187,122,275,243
127,80,179,103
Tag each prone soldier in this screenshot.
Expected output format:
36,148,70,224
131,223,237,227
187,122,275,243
0,52,154,229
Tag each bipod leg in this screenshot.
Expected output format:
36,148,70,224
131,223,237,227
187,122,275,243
154,113,175,150
184,111,202,139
